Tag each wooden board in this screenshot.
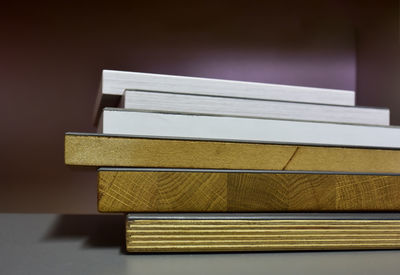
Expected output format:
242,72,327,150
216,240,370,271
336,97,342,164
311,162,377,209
65,133,400,173
126,218,400,252
99,109,399,148
98,169,400,212
122,90,389,125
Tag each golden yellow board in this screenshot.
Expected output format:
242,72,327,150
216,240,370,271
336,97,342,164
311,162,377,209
65,134,400,173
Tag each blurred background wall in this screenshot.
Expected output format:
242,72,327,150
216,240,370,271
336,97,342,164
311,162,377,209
0,0,398,213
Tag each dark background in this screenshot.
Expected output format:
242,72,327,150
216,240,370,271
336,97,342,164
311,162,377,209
1,0,399,213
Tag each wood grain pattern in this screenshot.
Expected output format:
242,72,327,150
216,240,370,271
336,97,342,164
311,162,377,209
126,219,400,252
98,171,400,212
65,134,400,173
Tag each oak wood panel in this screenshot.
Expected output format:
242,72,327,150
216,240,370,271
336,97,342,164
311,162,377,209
65,134,400,173
98,171,400,212
126,219,400,252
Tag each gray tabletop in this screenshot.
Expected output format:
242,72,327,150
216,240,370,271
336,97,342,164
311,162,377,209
1,213,400,275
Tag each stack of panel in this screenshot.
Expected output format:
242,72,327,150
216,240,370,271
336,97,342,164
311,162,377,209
65,70,400,252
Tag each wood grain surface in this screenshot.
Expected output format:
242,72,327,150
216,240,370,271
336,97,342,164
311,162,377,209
98,171,400,212
126,219,400,252
65,134,400,173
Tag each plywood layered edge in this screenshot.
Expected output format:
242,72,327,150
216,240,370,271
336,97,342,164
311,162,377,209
126,217,400,252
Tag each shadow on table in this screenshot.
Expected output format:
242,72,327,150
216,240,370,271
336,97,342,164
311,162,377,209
42,214,125,251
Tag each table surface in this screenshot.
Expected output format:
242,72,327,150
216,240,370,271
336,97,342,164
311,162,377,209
1,213,400,275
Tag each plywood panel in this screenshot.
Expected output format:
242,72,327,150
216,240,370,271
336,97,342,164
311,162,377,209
126,219,400,252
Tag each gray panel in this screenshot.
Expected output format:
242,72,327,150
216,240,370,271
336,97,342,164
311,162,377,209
97,167,400,176
127,213,400,221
